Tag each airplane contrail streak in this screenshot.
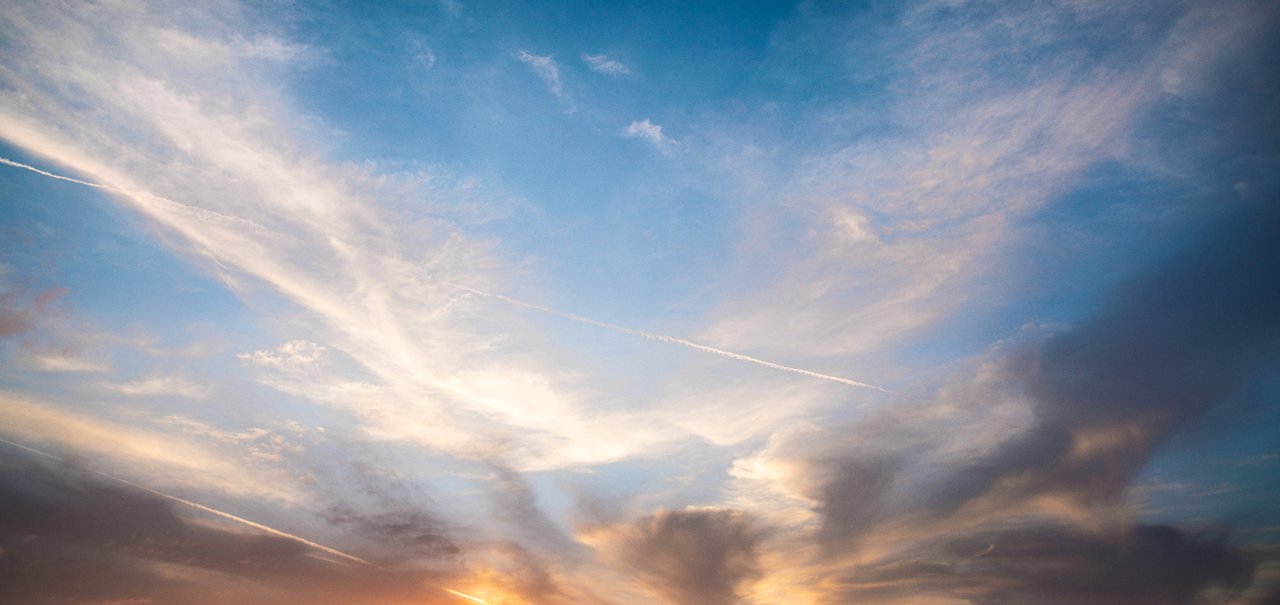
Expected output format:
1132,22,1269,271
0,437,377,568
449,284,885,392
443,588,492,604
0,157,266,232
0,157,122,191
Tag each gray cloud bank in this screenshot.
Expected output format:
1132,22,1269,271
617,508,763,605
0,451,460,605
749,199,1280,603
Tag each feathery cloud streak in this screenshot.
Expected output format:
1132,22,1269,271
582,53,632,77
516,50,574,112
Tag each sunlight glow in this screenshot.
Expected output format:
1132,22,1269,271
443,588,491,605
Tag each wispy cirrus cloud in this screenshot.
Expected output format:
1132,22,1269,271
0,391,301,502
104,374,211,399
24,352,111,373
581,53,632,77
516,50,574,113
695,0,1273,368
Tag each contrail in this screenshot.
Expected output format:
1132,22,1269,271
443,588,492,604
0,157,122,191
449,284,885,392
0,157,266,233
0,436,377,568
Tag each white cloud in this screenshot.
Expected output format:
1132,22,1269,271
26,352,110,373
624,119,673,149
516,50,574,112
0,390,302,502
581,53,632,77
156,415,306,463
238,340,328,369
103,374,211,399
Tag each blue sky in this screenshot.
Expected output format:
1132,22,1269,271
1,1,1278,604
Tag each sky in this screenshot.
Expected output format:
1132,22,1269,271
0,1,1278,604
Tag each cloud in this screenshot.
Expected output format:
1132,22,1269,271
0,281,35,337
0,308,29,337
581,53,632,77
481,463,587,603
24,351,111,373
0,276,110,372
104,374,211,399
695,0,1278,366
924,201,1280,518
323,505,458,561
731,199,1280,601
610,507,763,605
516,50,574,112
0,450,459,605
155,416,306,464
238,340,328,370
488,465,568,547
623,119,673,149
0,391,302,503
307,453,462,564
468,542,567,605
826,523,1254,605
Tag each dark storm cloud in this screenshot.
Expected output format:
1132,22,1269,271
617,508,762,605
829,522,1253,605
0,451,458,605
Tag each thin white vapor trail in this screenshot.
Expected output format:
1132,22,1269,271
448,284,886,391
443,588,492,604
0,157,267,233
0,436,378,568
